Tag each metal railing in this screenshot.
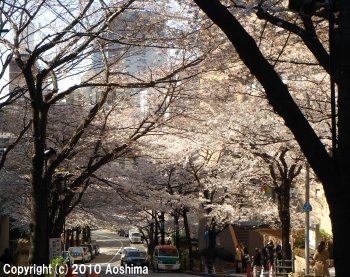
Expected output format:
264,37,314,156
274,259,294,276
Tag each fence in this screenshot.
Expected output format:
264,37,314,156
274,259,294,276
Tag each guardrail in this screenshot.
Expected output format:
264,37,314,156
274,259,294,276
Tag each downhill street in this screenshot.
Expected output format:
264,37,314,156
74,229,197,277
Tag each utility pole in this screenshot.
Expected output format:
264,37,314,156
305,163,310,275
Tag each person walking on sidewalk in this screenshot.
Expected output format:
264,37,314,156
236,243,244,273
312,241,330,277
265,240,275,270
252,248,263,277
242,247,250,273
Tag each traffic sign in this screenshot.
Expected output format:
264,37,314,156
49,238,61,261
303,201,312,212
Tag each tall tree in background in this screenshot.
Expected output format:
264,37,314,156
192,0,349,274
0,0,203,267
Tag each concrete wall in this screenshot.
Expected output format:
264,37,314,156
217,226,235,254
248,230,264,256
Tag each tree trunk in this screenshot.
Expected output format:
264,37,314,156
159,212,165,245
70,229,75,246
65,229,71,250
174,213,180,251
183,209,193,270
277,179,292,261
76,227,81,246
333,1,350,276
149,221,154,265
49,213,64,239
154,212,159,246
28,99,49,269
202,221,217,276
280,210,292,261
82,227,87,244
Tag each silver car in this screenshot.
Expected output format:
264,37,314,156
120,249,149,267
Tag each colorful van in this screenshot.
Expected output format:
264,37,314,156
152,245,180,272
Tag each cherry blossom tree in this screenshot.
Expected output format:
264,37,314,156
190,0,349,274
0,0,206,267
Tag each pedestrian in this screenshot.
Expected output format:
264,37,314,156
265,240,275,269
275,241,283,260
0,248,13,265
275,241,283,274
262,246,268,269
235,243,244,273
312,241,330,277
252,248,263,277
242,247,250,273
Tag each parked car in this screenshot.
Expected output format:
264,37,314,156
152,245,180,272
81,244,95,259
92,244,100,256
119,246,138,257
120,248,149,267
68,247,91,264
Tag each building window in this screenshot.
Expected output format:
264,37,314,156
315,188,321,199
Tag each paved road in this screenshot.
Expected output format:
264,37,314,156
72,229,197,277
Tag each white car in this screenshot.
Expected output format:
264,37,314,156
129,232,142,244
68,246,91,264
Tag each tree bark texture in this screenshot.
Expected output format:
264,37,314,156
28,95,49,269
331,1,350,275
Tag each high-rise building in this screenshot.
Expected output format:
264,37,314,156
84,9,168,111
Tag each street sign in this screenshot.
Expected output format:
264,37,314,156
204,230,208,241
303,201,312,212
49,238,61,261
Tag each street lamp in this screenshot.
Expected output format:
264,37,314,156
44,147,57,159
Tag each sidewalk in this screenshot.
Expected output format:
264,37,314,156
185,272,246,277
184,269,247,277
186,267,335,277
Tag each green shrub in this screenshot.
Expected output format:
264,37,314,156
319,229,332,242
49,256,69,277
293,247,305,258
293,229,305,249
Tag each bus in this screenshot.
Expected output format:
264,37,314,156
152,245,180,272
